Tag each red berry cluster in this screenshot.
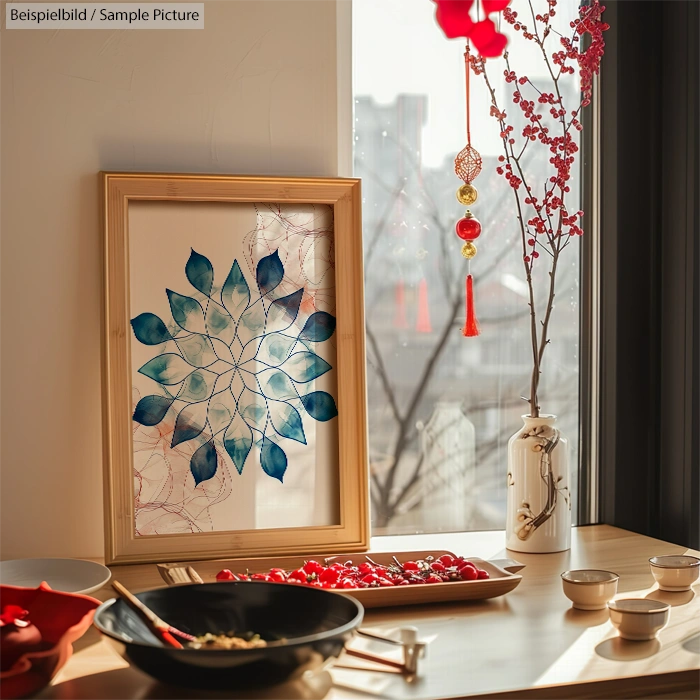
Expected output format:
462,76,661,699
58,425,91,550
215,554,490,590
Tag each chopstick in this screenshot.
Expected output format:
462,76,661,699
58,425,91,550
344,648,405,670
357,629,403,646
111,581,195,648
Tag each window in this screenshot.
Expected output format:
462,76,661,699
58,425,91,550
353,0,583,535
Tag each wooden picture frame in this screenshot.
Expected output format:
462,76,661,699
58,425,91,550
101,173,369,565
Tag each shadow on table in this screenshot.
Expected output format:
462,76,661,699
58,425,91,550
682,633,700,654
40,668,334,700
564,607,609,627
645,588,696,607
594,637,660,661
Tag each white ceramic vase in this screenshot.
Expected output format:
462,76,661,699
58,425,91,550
506,414,571,553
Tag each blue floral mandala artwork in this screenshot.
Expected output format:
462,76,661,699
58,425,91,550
130,249,338,486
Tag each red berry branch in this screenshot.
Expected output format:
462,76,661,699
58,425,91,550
470,0,608,417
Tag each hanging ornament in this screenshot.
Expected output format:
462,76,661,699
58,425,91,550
455,210,482,240
454,42,482,337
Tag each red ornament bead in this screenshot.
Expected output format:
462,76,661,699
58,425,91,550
455,214,482,241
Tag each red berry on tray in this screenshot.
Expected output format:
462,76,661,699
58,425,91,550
303,560,324,576
437,555,455,567
215,569,236,581
403,561,420,571
319,568,340,584
288,569,306,582
431,562,446,572
425,574,443,584
477,569,490,579
268,570,286,583
361,573,379,585
460,565,479,581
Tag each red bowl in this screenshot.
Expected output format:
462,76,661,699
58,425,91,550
0,582,99,699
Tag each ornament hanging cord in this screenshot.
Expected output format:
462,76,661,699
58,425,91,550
465,42,472,281
454,39,483,338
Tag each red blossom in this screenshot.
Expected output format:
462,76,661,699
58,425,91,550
470,19,508,57
482,0,511,13
433,0,474,39
433,1,510,57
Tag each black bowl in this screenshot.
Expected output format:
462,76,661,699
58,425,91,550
93,581,363,690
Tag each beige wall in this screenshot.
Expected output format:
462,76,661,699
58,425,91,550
1,0,346,559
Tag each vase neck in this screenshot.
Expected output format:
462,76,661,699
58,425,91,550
521,414,557,429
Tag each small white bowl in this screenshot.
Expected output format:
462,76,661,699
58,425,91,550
561,569,619,610
649,555,700,591
608,598,670,641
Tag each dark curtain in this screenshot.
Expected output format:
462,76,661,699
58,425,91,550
599,0,699,548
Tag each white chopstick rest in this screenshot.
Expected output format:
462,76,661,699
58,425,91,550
400,626,426,674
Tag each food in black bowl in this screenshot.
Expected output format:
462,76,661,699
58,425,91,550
93,581,363,690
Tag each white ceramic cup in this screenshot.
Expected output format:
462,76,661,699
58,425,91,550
561,569,619,610
608,598,670,641
649,555,700,592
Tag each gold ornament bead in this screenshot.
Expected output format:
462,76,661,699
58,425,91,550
461,241,477,259
456,183,478,206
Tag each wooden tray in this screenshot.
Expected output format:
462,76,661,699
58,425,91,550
157,550,523,608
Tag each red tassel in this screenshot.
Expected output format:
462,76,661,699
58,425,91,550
416,277,432,333
394,279,408,329
463,274,480,337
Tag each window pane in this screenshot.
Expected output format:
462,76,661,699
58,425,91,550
353,0,582,535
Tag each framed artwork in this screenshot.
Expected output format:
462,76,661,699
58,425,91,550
101,173,369,565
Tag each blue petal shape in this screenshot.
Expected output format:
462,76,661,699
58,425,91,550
131,313,173,345
190,440,218,486
237,300,266,345
256,333,297,366
224,413,253,475
299,312,336,342
256,250,284,295
206,302,235,344
138,354,193,385
172,402,208,448
257,369,298,401
133,395,173,426
178,369,217,402
176,334,217,367
167,289,206,333
185,249,214,297
269,401,306,444
260,436,287,482
266,289,303,334
300,391,338,422
221,260,250,320
281,352,332,383
208,388,237,434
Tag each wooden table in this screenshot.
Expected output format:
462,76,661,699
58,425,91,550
37,526,700,699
